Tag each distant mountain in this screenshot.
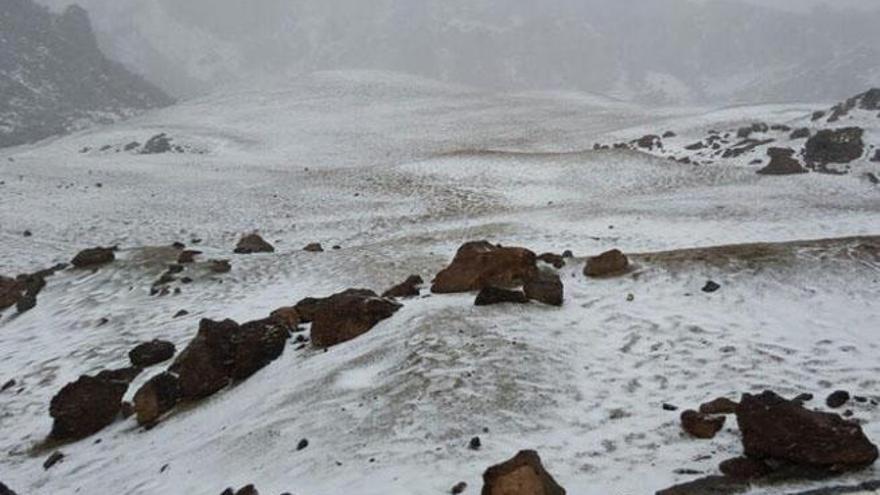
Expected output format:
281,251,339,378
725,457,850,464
34,0,880,105
0,0,172,148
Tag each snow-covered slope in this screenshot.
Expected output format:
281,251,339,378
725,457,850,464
1,72,879,495
0,0,172,149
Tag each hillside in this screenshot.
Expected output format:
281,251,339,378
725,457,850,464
0,0,172,148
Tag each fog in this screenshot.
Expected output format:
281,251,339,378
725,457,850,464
38,0,880,104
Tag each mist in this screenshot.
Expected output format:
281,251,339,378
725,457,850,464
34,0,880,104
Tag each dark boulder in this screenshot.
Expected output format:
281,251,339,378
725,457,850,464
481,450,566,495
71,246,115,268
475,287,529,306
584,249,629,277
680,410,725,439
43,451,64,470
826,390,850,409
94,366,142,385
49,374,129,440
269,307,300,331
293,296,324,323
169,319,239,399
0,276,26,311
804,128,865,165
758,147,807,175
736,391,878,470
523,271,564,307
209,259,232,273
701,281,722,293
133,372,180,426
0,482,17,495
129,340,176,367
634,134,662,151
382,275,424,298
177,250,202,264
309,289,401,347
718,457,772,480
536,253,565,269
655,476,747,495
229,318,289,380
221,486,259,495
432,241,538,293
790,128,811,140
234,234,274,254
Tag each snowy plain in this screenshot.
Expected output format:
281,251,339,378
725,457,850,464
1,71,879,495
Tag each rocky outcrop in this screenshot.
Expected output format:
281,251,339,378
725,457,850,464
481,450,566,495
49,373,130,440
736,391,878,470
758,147,807,175
804,128,865,165
132,372,180,426
0,0,172,148
523,270,564,306
475,287,529,306
382,275,424,298
129,340,176,367
680,410,725,439
584,249,629,277
71,246,116,268
432,241,538,293
234,234,275,254
309,289,402,347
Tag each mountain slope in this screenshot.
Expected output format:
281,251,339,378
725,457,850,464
0,0,172,148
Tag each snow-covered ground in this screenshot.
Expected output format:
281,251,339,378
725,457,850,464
1,71,879,495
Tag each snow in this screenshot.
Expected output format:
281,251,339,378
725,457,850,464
1,71,879,495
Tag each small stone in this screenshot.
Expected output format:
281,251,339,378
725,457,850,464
663,403,678,411
297,438,309,451
303,243,324,252
469,436,481,450
451,481,467,494
680,410,725,439
827,390,850,408
702,281,721,293
174,310,189,318
43,451,64,470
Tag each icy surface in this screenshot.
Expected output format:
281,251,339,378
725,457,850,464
1,71,879,495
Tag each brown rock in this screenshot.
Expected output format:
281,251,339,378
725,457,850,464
432,241,538,294
680,410,725,439
49,375,129,440
310,289,402,347
826,390,850,408
382,275,424,299
481,450,566,495
758,148,807,175
804,127,865,165
293,296,323,323
655,476,746,495
129,340,176,367
718,457,772,480
169,318,238,399
133,372,180,425
0,276,26,311
71,246,115,268
303,243,324,252
736,391,879,470
523,271,563,307
583,249,629,277
269,307,300,331
229,318,289,380
699,397,739,415
234,234,274,254
94,367,142,385
209,259,232,273
475,287,530,306
177,250,202,264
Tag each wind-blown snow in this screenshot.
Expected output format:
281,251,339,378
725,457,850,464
1,71,879,495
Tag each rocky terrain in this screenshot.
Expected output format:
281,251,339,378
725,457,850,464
0,0,172,148
597,89,880,183
1,72,879,494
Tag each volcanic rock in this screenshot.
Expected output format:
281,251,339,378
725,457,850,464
481,450,566,495
49,374,129,440
382,275,424,298
129,340,176,367
309,289,401,347
234,234,274,254
804,128,865,165
71,246,115,268
758,147,807,175
523,270,564,307
718,457,772,480
583,249,629,277
475,287,529,306
432,241,538,293
680,410,725,439
699,397,739,415
133,372,180,425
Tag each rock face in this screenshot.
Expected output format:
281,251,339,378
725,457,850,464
71,246,115,268
475,287,529,306
523,271,564,307
234,234,275,254
129,340,176,367
432,241,538,293
758,147,807,175
680,410,725,439
736,391,879,470
132,372,180,425
309,289,402,347
170,317,289,398
382,275,424,298
584,249,629,277
804,127,865,165
0,0,172,148
482,450,566,495
49,374,129,440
